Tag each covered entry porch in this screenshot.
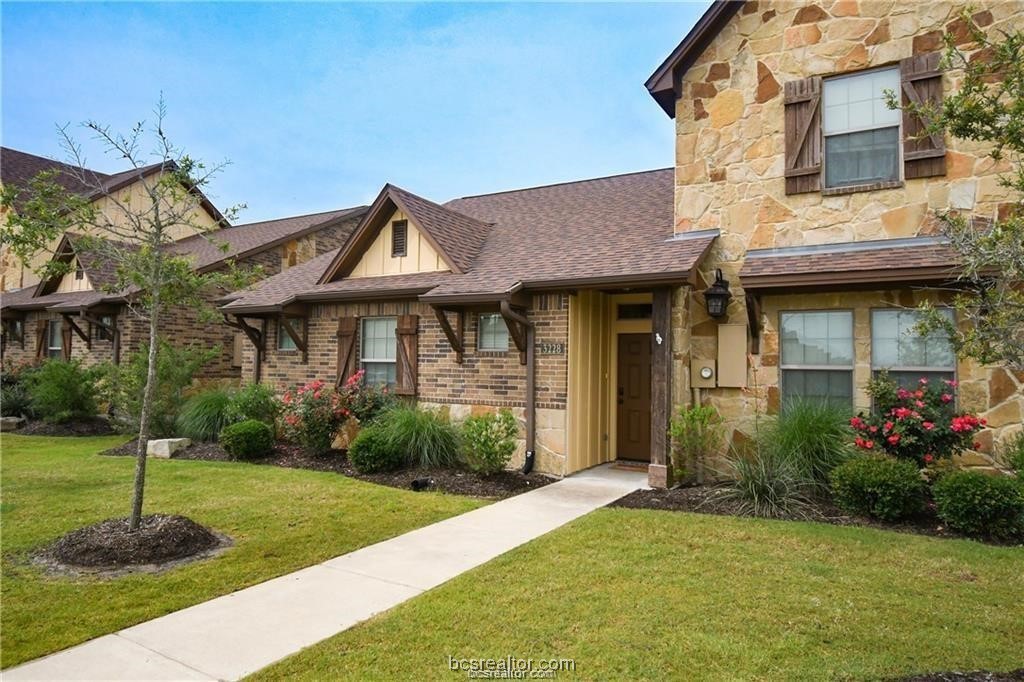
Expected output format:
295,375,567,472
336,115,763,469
566,287,678,488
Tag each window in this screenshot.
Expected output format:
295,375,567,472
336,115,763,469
823,67,900,188
96,315,114,341
278,317,303,351
47,320,63,359
361,316,397,386
871,309,955,388
478,313,509,351
391,220,408,258
780,311,854,407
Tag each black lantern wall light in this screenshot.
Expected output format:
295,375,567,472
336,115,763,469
703,269,732,319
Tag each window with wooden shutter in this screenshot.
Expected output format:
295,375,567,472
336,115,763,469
394,314,419,396
391,220,408,258
60,320,72,361
34,319,47,359
901,52,946,179
336,316,359,386
784,76,823,195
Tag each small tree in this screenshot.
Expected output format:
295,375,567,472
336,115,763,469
1,99,251,531
895,14,1024,369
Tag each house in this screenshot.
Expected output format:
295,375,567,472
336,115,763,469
0,148,367,377
230,0,1023,485
646,0,1023,478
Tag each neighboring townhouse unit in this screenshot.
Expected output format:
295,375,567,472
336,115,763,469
222,175,716,479
0,147,367,377
646,0,1023,474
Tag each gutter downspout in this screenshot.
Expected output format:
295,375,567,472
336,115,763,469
500,299,536,474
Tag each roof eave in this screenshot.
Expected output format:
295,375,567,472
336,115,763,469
741,267,961,293
645,0,745,118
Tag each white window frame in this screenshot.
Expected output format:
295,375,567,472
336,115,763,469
779,309,855,408
822,66,903,190
360,316,397,387
477,313,509,352
47,320,63,359
869,307,956,385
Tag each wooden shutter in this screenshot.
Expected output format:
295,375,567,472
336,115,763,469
34,319,47,359
61,319,72,361
901,52,946,179
394,314,419,396
336,316,359,386
784,76,823,195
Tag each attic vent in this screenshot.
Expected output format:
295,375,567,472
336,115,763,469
391,220,408,258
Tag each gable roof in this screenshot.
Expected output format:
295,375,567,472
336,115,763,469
223,168,718,313
318,184,491,283
1,147,228,226
645,0,745,117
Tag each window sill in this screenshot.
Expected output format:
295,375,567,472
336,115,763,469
477,349,510,356
822,180,903,196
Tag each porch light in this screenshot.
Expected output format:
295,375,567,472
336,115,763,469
704,269,732,319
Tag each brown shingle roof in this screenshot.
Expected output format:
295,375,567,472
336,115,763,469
740,238,961,290
1,147,112,197
225,168,716,312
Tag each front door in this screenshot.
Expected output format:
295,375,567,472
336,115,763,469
616,333,651,461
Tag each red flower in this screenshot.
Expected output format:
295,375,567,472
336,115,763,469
864,440,875,449
922,421,934,431
897,388,911,399
887,434,901,445
914,390,924,399
923,453,934,464
884,420,895,432
869,426,878,433
941,393,953,403
915,400,925,408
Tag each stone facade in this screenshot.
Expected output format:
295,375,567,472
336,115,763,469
669,0,1023,470
241,293,571,475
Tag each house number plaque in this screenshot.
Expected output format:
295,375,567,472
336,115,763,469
538,342,565,355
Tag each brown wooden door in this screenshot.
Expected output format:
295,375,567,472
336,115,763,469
616,333,652,461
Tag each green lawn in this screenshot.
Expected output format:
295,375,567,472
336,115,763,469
252,508,1024,681
0,434,483,668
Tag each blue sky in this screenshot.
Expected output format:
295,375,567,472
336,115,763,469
2,2,707,223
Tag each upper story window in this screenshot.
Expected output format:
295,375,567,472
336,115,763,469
478,313,509,352
823,67,900,189
871,309,955,388
47,320,63,359
780,311,854,408
391,220,408,258
361,316,397,386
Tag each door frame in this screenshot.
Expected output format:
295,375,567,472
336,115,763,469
607,293,653,461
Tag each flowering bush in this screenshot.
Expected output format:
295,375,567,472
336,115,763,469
281,378,351,455
337,370,396,424
849,372,986,465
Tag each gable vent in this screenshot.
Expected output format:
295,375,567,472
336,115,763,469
391,220,408,257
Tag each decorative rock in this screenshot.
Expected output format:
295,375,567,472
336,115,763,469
988,368,1022,408
707,90,744,129
785,24,822,48
791,4,828,25
331,417,361,450
755,61,780,103
0,416,25,432
837,44,869,71
147,438,191,459
865,20,890,45
706,62,730,81
912,30,943,54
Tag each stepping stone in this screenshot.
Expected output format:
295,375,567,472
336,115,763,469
147,438,191,459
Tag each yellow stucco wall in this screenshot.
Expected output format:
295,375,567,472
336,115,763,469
348,209,448,278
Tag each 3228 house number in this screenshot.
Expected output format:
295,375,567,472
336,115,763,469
537,342,565,355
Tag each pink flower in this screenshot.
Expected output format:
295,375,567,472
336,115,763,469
922,421,935,431
897,388,911,399
941,393,953,403
887,434,901,445
915,400,925,408
944,379,959,388
923,453,934,464
919,377,929,385
884,420,895,432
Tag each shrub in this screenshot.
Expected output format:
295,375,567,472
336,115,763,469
219,419,274,460
281,379,349,455
852,373,985,465
830,456,925,522
462,409,519,475
669,404,723,482
348,424,407,473
225,382,280,426
770,399,854,493
1,382,34,418
104,340,217,437
377,405,460,468
25,360,101,423
338,369,397,424
176,388,234,441
933,471,1024,541
996,431,1024,477
720,445,814,519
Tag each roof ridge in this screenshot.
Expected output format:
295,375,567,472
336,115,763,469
447,167,673,203
229,205,365,229
388,185,493,227
1,146,114,180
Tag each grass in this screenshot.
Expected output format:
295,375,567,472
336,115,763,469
251,508,1024,681
0,434,483,667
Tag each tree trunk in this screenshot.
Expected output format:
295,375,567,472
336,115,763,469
129,303,160,532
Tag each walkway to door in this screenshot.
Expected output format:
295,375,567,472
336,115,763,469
4,465,646,681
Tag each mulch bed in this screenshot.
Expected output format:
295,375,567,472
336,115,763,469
895,671,1024,681
609,485,1022,546
103,440,553,499
18,417,115,437
36,514,228,576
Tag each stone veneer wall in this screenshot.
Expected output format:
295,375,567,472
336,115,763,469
241,294,571,476
669,0,1023,469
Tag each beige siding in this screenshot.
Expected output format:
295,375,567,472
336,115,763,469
567,290,612,473
54,259,93,293
349,209,449,278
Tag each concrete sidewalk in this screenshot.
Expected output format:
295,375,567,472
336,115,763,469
5,465,645,681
